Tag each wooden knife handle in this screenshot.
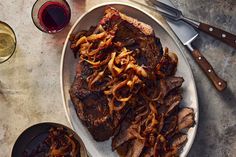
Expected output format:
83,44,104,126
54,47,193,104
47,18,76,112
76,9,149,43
191,49,227,91
198,23,236,49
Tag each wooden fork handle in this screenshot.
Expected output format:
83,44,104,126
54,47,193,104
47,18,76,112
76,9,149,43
198,23,236,49
191,49,227,91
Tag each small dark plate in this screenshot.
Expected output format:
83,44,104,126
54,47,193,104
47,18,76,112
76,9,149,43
12,122,87,157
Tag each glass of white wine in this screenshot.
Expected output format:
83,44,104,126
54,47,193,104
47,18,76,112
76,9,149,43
0,21,17,63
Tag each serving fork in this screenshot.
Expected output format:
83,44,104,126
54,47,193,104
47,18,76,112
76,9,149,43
147,0,236,49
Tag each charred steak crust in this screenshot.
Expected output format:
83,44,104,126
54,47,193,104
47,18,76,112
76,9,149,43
101,7,163,69
69,62,127,141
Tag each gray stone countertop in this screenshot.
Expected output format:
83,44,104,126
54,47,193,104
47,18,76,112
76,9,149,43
0,0,235,157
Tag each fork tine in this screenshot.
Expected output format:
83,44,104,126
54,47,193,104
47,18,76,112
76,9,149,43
130,0,178,20
148,0,182,15
155,9,179,20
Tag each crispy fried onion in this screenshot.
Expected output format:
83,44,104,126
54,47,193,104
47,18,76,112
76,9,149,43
129,102,166,147
47,127,79,157
104,47,148,112
74,26,115,68
83,44,147,112
156,47,178,78
108,48,147,78
108,97,126,113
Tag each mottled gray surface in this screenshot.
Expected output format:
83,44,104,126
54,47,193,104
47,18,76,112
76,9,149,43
171,0,236,157
0,0,235,157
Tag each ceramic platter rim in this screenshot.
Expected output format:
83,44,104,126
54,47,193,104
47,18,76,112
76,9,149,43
60,2,199,157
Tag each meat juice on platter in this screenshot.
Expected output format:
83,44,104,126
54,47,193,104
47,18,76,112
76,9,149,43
38,1,71,33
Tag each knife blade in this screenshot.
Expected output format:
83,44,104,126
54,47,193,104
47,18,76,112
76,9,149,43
156,0,227,91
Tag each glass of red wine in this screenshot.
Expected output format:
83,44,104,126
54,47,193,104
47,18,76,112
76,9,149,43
32,0,71,34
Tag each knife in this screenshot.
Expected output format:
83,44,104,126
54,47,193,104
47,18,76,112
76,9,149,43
130,0,227,91
154,0,227,91
148,0,236,49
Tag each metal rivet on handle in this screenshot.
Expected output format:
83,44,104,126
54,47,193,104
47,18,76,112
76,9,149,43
209,27,213,32
222,34,226,38
218,82,222,86
208,69,212,73
198,56,202,60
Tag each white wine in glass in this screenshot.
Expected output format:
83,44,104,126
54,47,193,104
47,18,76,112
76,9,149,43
0,21,16,63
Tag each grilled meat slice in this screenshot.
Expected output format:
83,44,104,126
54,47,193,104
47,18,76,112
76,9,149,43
171,133,188,150
112,113,136,150
113,20,163,69
100,7,153,36
112,99,150,150
165,94,182,116
69,62,127,141
155,48,178,79
126,139,145,157
159,133,187,157
100,7,163,69
157,77,184,103
142,147,154,157
178,108,195,131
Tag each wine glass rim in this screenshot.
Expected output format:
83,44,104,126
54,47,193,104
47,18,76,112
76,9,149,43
31,0,71,34
0,21,17,64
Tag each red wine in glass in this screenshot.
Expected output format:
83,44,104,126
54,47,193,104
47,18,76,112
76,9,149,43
32,0,71,33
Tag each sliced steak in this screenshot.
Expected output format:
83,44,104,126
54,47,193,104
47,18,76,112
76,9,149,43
100,7,163,69
141,147,154,157
112,115,136,150
171,133,188,149
165,94,182,116
69,62,126,141
114,20,163,69
177,108,195,131
156,77,184,103
126,139,145,157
